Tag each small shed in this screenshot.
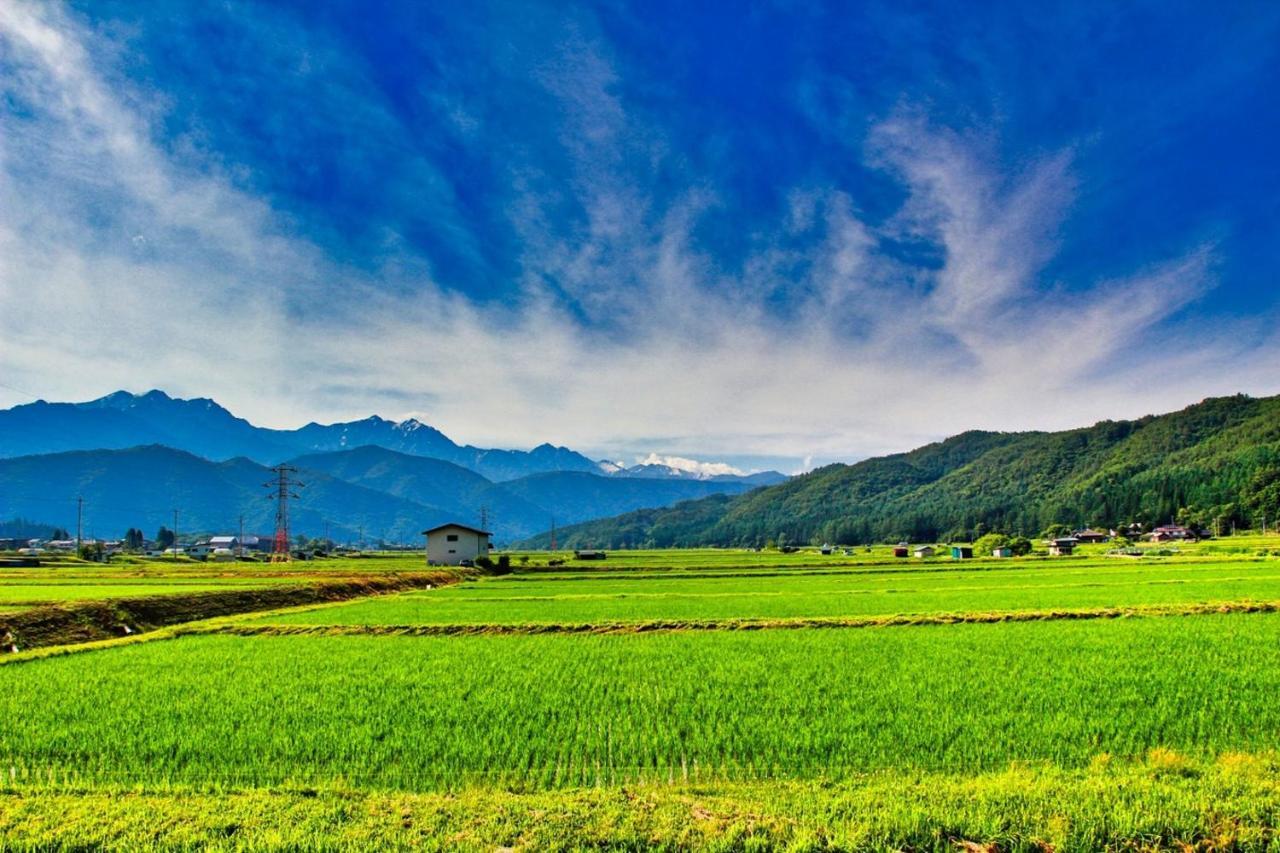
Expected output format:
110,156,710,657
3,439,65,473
950,546,973,560
574,549,607,560
992,546,1013,558
892,547,909,558
820,544,833,555
423,523,493,566
914,545,935,558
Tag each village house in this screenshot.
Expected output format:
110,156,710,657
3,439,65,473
1147,525,1195,542
1073,529,1111,543
209,534,271,554
1048,537,1078,556
423,523,493,566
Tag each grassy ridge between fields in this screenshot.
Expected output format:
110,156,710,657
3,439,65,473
0,570,470,652
1,753,1277,851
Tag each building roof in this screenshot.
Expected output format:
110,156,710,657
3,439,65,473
422,523,492,537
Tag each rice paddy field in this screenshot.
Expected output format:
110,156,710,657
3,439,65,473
4,540,1280,849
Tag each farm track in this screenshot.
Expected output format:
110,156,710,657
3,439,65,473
211,598,1280,637
0,570,473,653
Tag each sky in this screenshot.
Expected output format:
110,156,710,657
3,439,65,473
1,1,1278,473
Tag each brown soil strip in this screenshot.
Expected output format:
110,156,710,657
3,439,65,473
1,570,471,653
204,599,1280,638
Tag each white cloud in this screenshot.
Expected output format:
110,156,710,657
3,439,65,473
1,2,1277,470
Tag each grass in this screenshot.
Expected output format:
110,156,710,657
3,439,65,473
0,580,290,605
5,614,1280,789
1,571,468,651
7,542,1280,848
251,556,1280,626
3,755,1279,851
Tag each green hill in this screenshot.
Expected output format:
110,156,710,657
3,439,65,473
520,394,1280,548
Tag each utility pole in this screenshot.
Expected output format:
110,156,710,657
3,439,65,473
264,464,303,562
76,496,83,556
238,513,245,560
172,509,180,561
479,506,488,531
550,516,556,552
359,524,365,553
325,521,331,548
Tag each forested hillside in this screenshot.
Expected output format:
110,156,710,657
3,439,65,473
523,395,1280,548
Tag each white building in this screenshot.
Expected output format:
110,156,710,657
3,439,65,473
423,523,492,565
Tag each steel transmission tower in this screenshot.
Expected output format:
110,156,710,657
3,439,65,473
265,464,304,562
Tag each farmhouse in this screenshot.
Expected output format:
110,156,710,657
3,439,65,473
1048,537,1077,556
423,523,492,565
1074,529,1110,543
1147,525,1196,542
209,534,271,553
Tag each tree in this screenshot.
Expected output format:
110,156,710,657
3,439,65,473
1040,523,1072,540
1244,468,1280,525
973,533,1011,556
124,528,145,550
155,526,175,548
50,527,70,540
1008,536,1033,556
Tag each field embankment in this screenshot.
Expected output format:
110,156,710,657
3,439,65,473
0,570,470,653
2,753,1278,851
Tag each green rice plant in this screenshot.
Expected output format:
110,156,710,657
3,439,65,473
252,558,1280,626
4,613,1280,790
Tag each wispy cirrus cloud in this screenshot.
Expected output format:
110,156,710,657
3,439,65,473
0,1,1276,472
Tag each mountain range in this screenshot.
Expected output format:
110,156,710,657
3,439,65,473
0,391,784,542
518,394,1280,549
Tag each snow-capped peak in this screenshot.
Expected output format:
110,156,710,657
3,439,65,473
635,453,748,479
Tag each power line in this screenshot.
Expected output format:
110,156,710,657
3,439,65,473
0,380,41,400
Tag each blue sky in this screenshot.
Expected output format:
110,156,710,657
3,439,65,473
1,1,1278,472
